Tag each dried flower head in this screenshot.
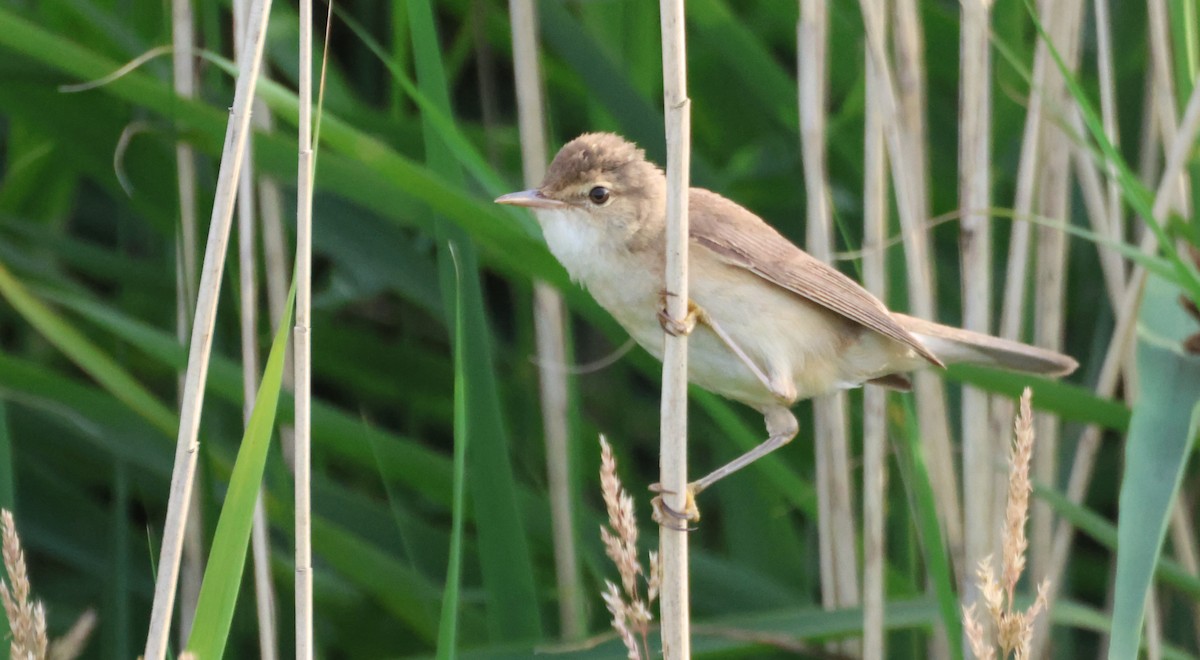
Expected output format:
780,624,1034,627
962,389,1051,660
0,510,95,660
962,603,995,660
1,509,48,660
597,436,659,660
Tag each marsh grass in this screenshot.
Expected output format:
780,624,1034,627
0,0,1198,657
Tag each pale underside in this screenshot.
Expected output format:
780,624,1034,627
536,195,926,413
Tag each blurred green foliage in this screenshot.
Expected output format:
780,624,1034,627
0,0,1190,657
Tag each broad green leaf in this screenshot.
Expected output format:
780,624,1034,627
185,285,295,658
0,260,176,435
436,246,469,659
945,364,1129,431
407,0,542,642
1109,274,1200,660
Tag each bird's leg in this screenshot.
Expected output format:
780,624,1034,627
652,406,799,524
657,294,776,395
691,405,799,494
692,307,777,395
652,375,799,525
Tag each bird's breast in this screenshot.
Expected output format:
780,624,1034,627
537,210,665,344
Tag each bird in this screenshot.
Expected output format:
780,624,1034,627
496,132,1076,519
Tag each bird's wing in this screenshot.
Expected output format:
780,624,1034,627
688,188,943,367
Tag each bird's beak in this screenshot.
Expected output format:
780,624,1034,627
494,189,566,209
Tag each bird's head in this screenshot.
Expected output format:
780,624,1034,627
495,133,665,239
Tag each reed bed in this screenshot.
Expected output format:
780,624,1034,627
0,0,1195,657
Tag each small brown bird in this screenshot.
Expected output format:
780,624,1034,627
497,132,1076,513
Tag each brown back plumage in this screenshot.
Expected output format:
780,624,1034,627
688,188,944,368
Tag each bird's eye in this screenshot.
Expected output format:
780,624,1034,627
587,186,611,205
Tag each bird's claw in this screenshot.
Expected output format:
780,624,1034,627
658,297,701,337
650,483,701,531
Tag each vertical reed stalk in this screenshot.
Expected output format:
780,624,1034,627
799,0,859,621
1093,0,1124,257
997,0,1051,345
255,105,295,470
507,0,585,639
231,0,278,654
1148,0,1188,214
143,0,275,655
1030,0,1084,585
1068,120,1126,308
170,0,202,645
862,7,890,652
657,0,691,656
1145,592,1164,660
867,0,962,574
1035,69,1200,657
957,0,994,623
294,0,315,652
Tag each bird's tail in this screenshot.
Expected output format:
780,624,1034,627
894,313,1078,377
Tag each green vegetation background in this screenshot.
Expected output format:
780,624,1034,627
0,0,1185,657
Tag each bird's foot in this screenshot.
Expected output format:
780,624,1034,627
658,295,701,337
649,483,701,531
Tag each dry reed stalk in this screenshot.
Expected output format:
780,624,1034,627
230,1,279,653
1029,0,1084,584
294,0,315,655
862,9,890,653
657,0,691,657
170,0,202,643
863,0,963,576
997,0,1053,344
143,0,275,655
1145,591,1164,660
507,0,585,639
1068,122,1127,307
1147,0,1189,214
800,0,859,620
255,105,296,471
989,0,1055,591
1033,60,1200,657
957,0,995,621
1092,0,1124,263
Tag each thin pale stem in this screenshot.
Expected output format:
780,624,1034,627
1035,58,1200,657
1093,0,1124,255
658,0,691,657
255,100,296,469
800,0,859,626
294,0,315,655
862,11,889,654
1030,0,1085,587
957,1,994,623
1069,116,1127,309
143,0,275,656
170,0,202,644
231,2,279,653
506,0,585,639
861,0,961,580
